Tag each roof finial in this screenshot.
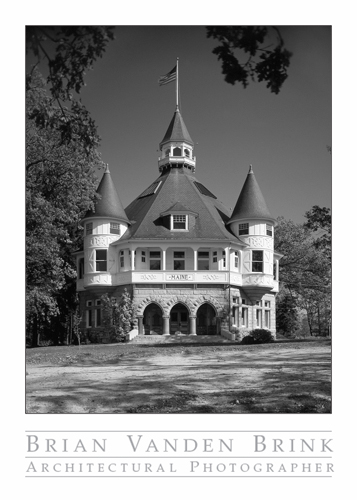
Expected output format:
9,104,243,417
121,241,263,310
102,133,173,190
105,163,110,173
248,164,253,174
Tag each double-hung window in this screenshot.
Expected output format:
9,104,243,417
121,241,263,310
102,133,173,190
172,215,187,230
234,251,239,269
150,251,161,270
110,222,120,235
264,301,271,329
239,223,249,235
95,249,107,272
252,250,263,272
197,251,209,270
95,299,102,327
173,251,185,271
86,300,93,328
266,224,273,236
120,250,125,269
241,299,248,327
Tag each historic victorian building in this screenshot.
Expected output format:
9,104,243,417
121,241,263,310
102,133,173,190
76,105,281,339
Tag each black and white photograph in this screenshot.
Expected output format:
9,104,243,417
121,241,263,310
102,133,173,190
5,5,355,497
25,25,331,415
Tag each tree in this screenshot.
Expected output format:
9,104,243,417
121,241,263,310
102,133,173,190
101,291,135,342
26,27,115,345
206,26,292,94
26,26,115,151
276,290,300,337
274,209,331,336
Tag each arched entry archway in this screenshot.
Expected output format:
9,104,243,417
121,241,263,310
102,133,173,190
143,303,163,335
196,303,217,335
170,303,189,335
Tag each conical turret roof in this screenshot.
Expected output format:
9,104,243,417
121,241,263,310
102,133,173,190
84,165,129,223
228,166,274,224
160,107,194,148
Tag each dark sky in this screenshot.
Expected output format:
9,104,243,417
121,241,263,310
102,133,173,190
30,26,332,223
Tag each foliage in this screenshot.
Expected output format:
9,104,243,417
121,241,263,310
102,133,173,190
240,334,256,345
275,208,331,336
240,329,274,344
231,327,251,342
304,205,331,258
276,290,300,337
26,26,115,151
26,27,114,345
101,290,135,343
206,26,292,94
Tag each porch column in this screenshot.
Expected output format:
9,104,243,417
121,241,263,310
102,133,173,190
193,249,197,271
138,316,144,335
163,316,170,335
131,249,135,270
189,316,197,335
162,249,166,271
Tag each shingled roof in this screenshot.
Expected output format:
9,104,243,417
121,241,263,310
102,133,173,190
118,168,244,243
228,166,274,224
160,108,194,148
84,165,129,223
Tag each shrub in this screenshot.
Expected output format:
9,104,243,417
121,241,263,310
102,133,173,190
240,329,274,345
250,328,274,343
241,335,256,345
235,328,251,342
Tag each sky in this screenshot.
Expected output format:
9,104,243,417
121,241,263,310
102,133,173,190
25,25,331,224
74,26,332,224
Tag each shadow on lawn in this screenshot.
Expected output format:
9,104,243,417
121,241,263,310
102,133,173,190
26,345,331,415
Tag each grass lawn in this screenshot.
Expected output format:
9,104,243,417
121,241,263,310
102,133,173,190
26,338,331,414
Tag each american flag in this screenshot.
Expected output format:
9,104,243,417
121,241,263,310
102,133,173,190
158,66,177,86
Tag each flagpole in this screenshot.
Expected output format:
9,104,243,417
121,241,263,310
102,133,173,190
176,57,179,109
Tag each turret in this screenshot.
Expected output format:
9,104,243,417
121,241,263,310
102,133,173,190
81,165,130,287
227,165,276,299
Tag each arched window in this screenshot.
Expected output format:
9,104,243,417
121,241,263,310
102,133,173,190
173,147,181,156
184,148,190,158
165,149,170,157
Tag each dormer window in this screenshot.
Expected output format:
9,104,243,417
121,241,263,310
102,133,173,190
171,214,188,230
110,222,120,235
239,223,249,235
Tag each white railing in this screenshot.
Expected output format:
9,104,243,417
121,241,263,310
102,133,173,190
82,271,278,290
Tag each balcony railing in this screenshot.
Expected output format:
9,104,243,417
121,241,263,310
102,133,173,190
80,270,279,291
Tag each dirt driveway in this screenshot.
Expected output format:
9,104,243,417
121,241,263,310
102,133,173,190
26,339,331,414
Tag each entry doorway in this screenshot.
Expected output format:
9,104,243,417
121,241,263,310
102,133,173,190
143,303,163,335
170,303,189,335
197,303,217,335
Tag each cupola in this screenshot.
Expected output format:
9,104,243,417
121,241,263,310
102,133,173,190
158,106,196,174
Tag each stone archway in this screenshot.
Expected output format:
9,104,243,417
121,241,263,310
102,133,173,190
143,303,163,335
196,303,217,335
169,303,190,335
